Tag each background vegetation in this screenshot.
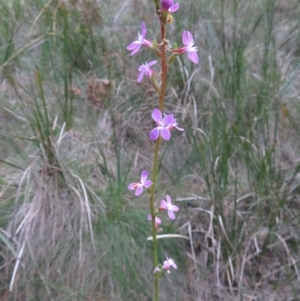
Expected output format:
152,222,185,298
1,0,300,300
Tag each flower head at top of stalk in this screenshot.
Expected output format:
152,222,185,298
159,0,179,13
127,21,153,56
128,170,153,196
172,30,199,64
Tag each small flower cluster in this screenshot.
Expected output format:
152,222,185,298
128,173,179,220
127,1,199,83
128,169,179,274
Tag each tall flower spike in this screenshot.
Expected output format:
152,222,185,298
128,170,153,196
159,194,179,219
160,0,179,12
138,61,157,83
150,109,174,141
127,21,153,56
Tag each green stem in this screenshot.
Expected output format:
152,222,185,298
150,139,160,301
149,15,168,301
152,0,160,13
159,19,167,112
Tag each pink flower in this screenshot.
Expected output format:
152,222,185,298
159,194,179,219
165,114,184,132
163,256,177,273
127,21,153,56
128,170,153,196
160,0,179,12
173,31,199,64
149,109,174,141
147,214,162,229
181,31,199,64
138,61,157,82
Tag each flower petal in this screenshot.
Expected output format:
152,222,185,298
186,31,193,43
143,180,153,188
142,39,153,48
160,199,168,210
152,109,163,123
141,21,147,38
138,64,146,72
161,127,171,140
147,214,152,220
163,261,170,269
150,128,160,141
182,31,188,46
188,51,199,64
130,44,141,56
127,41,140,50
141,170,148,183
166,194,172,203
145,68,152,77
170,204,179,211
169,3,179,12
137,71,145,82
147,60,157,68
135,186,143,196
168,210,176,219
155,216,162,224
128,183,136,190
162,114,174,127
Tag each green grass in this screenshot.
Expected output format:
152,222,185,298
1,0,300,300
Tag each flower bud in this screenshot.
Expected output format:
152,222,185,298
154,267,161,273
160,0,173,10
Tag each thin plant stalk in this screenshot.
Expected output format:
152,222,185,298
149,139,160,301
149,15,168,301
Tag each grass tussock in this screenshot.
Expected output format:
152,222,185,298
1,0,300,300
